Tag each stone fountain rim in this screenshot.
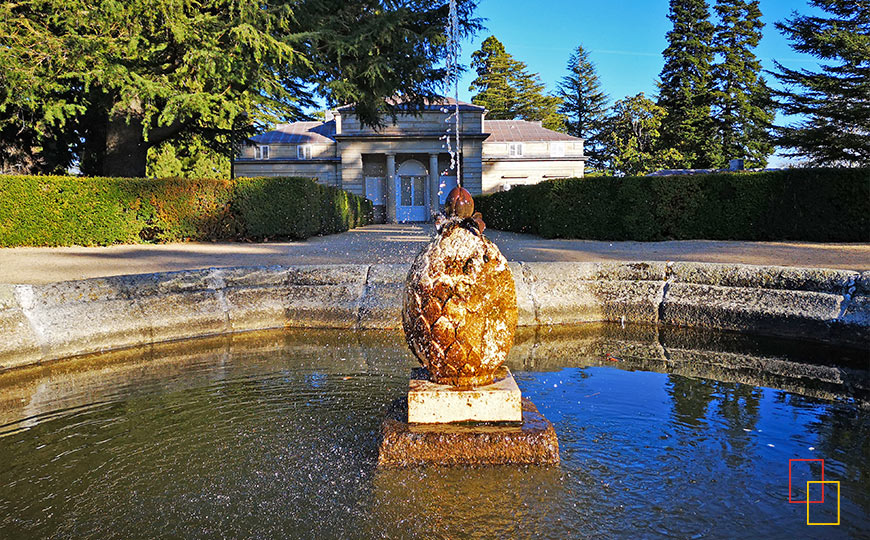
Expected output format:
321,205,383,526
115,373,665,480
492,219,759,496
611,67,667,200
0,260,867,372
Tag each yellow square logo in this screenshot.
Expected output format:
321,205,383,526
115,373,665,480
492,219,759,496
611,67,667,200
806,481,840,526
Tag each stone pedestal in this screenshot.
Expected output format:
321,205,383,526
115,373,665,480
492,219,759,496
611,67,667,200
378,397,559,467
408,366,521,424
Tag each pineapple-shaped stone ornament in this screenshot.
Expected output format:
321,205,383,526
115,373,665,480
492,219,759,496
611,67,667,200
402,187,518,387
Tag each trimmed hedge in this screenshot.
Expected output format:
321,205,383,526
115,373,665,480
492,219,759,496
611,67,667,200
0,175,372,247
475,168,870,242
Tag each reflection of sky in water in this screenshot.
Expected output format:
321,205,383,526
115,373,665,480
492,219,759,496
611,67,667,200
0,332,866,539
517,367,867,539
307,371,327,389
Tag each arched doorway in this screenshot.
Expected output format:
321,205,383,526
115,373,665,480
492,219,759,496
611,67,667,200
396,159,428,222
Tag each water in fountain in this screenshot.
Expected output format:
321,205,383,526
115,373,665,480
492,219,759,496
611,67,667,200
0,326,867,538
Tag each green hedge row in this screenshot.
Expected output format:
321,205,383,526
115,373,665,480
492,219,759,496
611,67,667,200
475,168,870,242
0,176,373,246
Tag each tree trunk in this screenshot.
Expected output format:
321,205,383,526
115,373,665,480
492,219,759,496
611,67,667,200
102,113,148,177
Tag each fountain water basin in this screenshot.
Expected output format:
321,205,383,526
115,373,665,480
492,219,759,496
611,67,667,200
1,325,867,538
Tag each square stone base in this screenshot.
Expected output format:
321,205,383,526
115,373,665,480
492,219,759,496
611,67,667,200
378,397,560,467
408,366,522,424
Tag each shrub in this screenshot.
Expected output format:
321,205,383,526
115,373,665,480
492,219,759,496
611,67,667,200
0,175,373,247
233,176,322,239
474,168,870,242
475,181,548,235
130,177,239,242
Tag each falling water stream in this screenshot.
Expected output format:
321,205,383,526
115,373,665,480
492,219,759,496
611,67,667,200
439,0,463,199
447,0,461,187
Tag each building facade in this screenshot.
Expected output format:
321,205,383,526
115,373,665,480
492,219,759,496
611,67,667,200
234,99,586,222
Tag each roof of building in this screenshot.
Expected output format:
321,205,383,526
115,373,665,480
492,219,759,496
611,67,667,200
249,120,337,144
483,120,581,142
336,96,485,113
248,116,582,145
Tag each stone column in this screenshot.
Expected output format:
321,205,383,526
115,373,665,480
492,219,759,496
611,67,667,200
385,152,397,223
429,153,440,218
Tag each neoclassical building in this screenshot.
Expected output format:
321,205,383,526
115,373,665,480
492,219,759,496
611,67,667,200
234,98,586,222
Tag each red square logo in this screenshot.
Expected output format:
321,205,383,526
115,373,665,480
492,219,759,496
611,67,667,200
789,459,825,504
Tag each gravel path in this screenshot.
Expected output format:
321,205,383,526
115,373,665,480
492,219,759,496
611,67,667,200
1,224,867,284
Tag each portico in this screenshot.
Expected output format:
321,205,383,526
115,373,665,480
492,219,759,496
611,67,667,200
339,135,483,223
369,151,459,223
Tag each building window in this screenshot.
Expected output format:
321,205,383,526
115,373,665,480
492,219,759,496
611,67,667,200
508,142,523,157
550,142,565,157
256,145,270,159
297,145,312,160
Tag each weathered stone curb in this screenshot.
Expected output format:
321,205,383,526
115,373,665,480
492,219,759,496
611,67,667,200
1,262,867,370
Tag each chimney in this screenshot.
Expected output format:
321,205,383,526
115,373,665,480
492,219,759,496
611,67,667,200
324,109,335,122
728,158,744,171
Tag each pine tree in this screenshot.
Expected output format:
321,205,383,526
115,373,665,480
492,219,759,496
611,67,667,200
469,36,565,129
469,37,522,119
601,93,684,176
657,0,720,168
556,45,609,169
712,0,775,167
0,0,482,177
771,0,870,166
515,73,565,131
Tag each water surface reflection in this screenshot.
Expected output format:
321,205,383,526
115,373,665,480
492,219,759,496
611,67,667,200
0,326,866,538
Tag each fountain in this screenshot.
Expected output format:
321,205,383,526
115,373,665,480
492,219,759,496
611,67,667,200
378,189,559,466
377,4,559,466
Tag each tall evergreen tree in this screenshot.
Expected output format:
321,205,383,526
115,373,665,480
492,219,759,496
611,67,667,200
515,73,565,131
712,0,775,167
469,36,523,119
657,0,720,168
469,36,565,130
771,0,870,166
0,0,481,177
601,93,684,176
556,45,609,169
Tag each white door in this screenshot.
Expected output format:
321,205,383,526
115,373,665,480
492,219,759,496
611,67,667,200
396,160,428,222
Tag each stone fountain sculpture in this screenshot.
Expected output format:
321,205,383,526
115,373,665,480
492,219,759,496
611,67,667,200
377,187,559,467
402,187,517,388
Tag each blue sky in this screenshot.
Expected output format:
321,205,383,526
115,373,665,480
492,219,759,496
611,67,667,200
454,0,826,166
